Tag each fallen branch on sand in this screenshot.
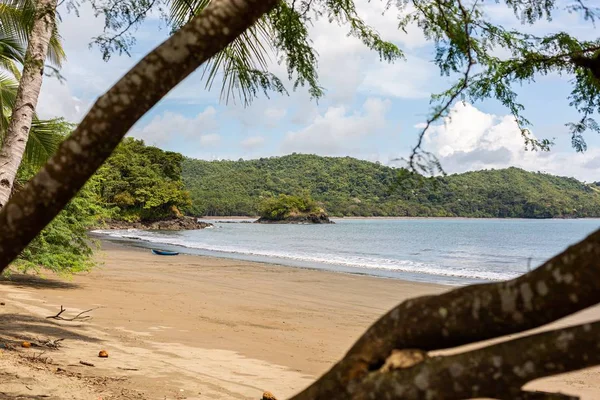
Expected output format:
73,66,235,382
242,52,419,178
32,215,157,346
79,360,95,367
46,306,99,321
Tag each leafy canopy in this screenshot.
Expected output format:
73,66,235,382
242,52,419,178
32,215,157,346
95,138,191,222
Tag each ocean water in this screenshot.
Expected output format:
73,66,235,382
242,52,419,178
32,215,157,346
94,218,600,286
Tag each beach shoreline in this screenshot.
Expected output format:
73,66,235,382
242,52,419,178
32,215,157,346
1,240,600,399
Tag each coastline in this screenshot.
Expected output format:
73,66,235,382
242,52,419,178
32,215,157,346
2,240,600,399
199,216,600,220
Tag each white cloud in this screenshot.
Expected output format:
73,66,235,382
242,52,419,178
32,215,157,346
302,0,439,102
361,55,437,98
264,107,287,125
421,102,600,181
281,97,391,155
132,107,218,147
355,1,428,49
199,133,221,146
37,78,88,121
241,136,266,149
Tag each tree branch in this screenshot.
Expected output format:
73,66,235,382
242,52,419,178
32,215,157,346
512,391,579,400
350,321,600,400
46,305,98,321
290,228,600,400
0,0,279,273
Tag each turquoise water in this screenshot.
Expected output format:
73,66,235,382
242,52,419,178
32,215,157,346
95,218,600,285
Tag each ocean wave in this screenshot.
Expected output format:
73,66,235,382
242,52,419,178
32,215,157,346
92,229,519,282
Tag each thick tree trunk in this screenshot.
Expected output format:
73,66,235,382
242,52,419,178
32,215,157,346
0,0,57,208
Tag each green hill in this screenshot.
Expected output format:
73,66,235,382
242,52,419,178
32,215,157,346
182,153,600,218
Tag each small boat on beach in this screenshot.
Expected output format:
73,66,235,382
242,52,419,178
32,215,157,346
151,249,180,256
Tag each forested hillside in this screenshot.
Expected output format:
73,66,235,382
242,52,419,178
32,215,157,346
182,154,600,218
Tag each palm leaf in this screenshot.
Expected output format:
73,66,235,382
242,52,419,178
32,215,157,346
0,0,65,67
25,117,71,167
0,71,68,165
0,34,24,78
0,71,18,136
169,0,211,30
168,0,276,105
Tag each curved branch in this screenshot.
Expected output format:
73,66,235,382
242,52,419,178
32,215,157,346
352,321,600,399
290,228,600,400
0,0,279,272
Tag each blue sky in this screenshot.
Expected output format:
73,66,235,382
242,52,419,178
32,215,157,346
36,1,600,181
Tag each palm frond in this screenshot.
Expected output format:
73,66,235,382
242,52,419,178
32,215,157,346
0,1,33,46
25,117,71,167
0,0,65,67
0,72,18,136
169,0,211,31
0,34,25,77
168,0,277,105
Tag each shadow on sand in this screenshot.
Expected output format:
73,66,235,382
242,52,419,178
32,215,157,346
0,274,80,290
0,313,101,346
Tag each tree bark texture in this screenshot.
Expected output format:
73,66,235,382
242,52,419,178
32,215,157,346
0,0,279,271
0,0,58,208
290,228,600,400
348,320,600,399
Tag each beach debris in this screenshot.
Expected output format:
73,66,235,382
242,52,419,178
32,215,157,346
25,351,54,365
1,302,5,305
38,338,65,349
117,367,139,371
98,350,109,358
80,360,95,367
261,391,278,400
47,305,100,321
21,341,31,348
380,349,428,372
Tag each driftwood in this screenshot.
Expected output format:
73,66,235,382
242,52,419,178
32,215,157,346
0,1,597,399
79,360,95,367
46,306,97,321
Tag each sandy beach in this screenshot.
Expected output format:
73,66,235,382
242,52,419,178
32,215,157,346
1,240,600,399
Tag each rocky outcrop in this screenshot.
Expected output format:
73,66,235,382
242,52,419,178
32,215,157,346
255,212,334,224
100,217,212,231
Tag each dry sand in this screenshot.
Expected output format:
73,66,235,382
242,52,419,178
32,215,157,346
1,240,600,399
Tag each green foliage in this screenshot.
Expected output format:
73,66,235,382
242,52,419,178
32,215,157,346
182,154,600,218
397,0,600,172
12,165,108,275
0,0,65,67
95,138,191,222
258,193,322,220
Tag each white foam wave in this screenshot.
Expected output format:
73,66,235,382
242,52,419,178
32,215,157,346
92,229,518,282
